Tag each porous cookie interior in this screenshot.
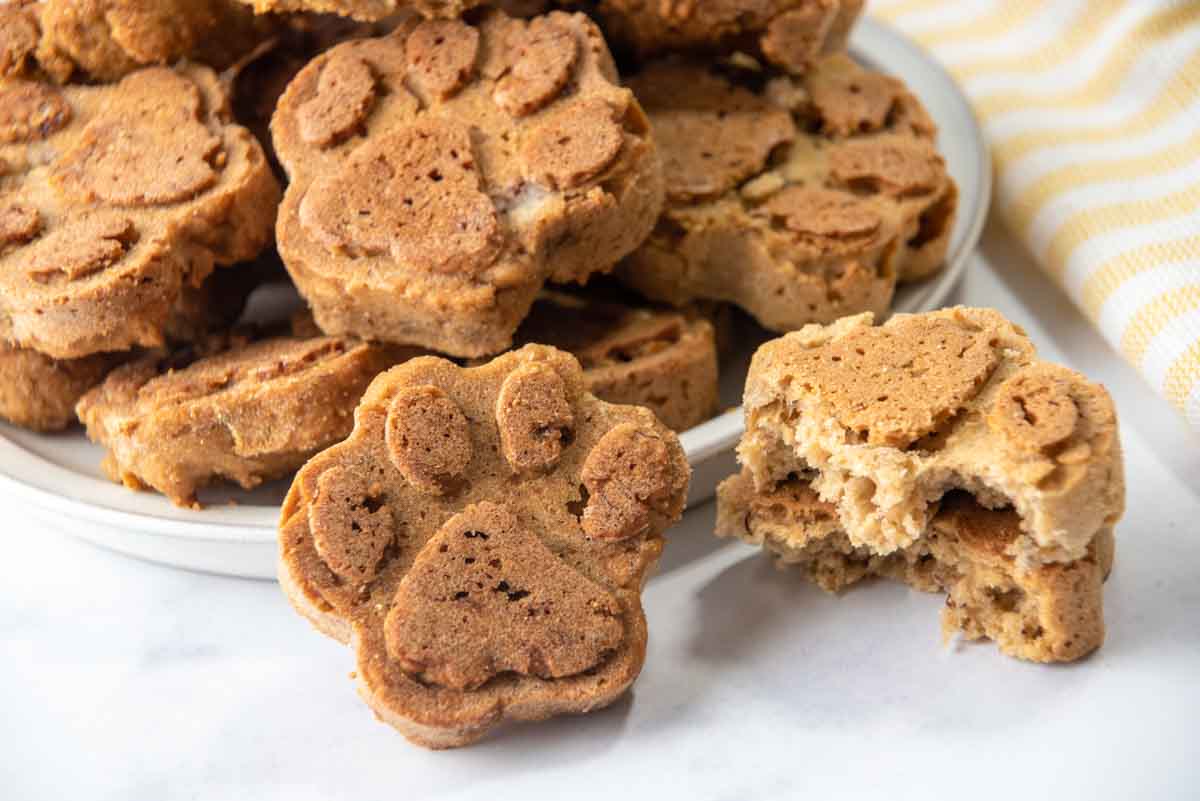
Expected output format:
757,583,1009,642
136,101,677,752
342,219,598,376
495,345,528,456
272,9,662,357
279,345,689,746
716,473,1111,662
619,53,956,331
0,65,277,359
738,308,1123,564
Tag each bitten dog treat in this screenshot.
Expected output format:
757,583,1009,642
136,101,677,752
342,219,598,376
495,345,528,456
618,54,957,332
573,0,864,74
0,0,270,83
279,345,689,747
77,333,414,507
511,291,720,431
271,9,663,357
737,308,1125,566
717,473,1113,662
0,66,279,360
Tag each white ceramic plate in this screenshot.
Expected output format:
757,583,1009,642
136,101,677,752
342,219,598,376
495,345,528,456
0,17,990,579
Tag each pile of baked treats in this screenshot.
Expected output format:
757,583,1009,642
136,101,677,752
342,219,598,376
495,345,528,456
0,0,1123,749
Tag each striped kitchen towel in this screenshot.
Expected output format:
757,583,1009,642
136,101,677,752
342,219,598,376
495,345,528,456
870,0,1200,428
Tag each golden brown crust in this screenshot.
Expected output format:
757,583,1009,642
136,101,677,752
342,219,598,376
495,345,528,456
576,0,864,74
0,66,279,360
738,308,1126,564
271,10,663,358
235,0,485,21
617,54,957,333
278,344,689,747
0,345,122,432
717,472,1113,663
76,334,415,507
510,291,720,431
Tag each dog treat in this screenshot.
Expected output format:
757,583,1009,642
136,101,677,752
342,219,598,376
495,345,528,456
0,0,270,83
737,308,1125,565
572,0,864,73
0,345,124,432
271,9,663,357
617,53,957,332
0,264,259,433
511,291,720,431
717,472,1113,662
0,65,279,360
279,344,689,747
77,333,414,507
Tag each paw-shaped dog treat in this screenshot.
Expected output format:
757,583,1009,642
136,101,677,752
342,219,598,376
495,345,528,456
617,53,957,333
737,307,1124,564
577,0,863,75
0,66,279,360
279,344,689,748
511,291,719,431
717,472,1114,663
77,332,415,508
271,9,663,357
1,0,271,83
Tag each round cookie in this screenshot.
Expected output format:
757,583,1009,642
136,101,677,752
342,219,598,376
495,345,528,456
1,0,272,83
617,53,958,333
0,65,279,360
279,344,689,748
76,332,417,508
574,0,864,74
271,9,663,358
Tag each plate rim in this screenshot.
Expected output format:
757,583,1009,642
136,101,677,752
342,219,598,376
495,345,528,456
0,16,992,549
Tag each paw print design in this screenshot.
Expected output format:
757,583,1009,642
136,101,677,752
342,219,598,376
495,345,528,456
618,53,956,332
270,9,663,358
0,66,279,359
279,345,689,748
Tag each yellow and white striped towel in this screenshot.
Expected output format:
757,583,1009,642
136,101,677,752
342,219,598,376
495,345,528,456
871,0,1200,428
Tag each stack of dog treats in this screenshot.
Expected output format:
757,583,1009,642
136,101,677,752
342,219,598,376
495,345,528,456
1,1,1125,751
0,0,955,507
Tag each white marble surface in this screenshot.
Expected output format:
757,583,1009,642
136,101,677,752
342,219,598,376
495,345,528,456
3,222,1200,800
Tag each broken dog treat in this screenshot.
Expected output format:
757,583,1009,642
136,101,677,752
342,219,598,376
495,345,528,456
737,308,1125,566
572,0,863,74
510,291,720,431
77,332,415,507
279,344,689,748
270,9,663,357
1,0,271,83
0,65,279,360
717,473,1113,663
617,53,957,332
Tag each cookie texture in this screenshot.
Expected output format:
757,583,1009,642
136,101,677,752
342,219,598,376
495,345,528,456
271,9,663,357
618,54,957,332
0,66,279,360
574,0,863,74
511,291,720,431
235,0,484,20
1,0,270,83
717,472,1113,663
77,333,413,507
738,308,1125,566
0,345,123,432
278,344,689,748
